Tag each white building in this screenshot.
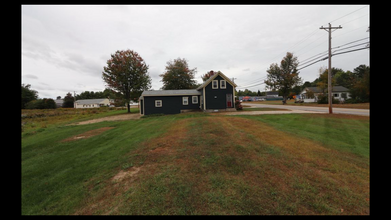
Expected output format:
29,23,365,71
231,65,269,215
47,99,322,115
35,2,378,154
298,86,351,103
74,98,111,108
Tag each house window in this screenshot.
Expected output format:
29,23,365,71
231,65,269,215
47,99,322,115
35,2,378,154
212,80,218,89
220,80,226,89
192,96,198,104
334,93,339,97
183,97,189,105
155,100,162,107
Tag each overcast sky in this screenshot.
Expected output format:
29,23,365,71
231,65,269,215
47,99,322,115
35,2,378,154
22,5,369,99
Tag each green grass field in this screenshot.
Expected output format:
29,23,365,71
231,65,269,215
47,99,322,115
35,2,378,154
21,110,369,215
249,99,370,109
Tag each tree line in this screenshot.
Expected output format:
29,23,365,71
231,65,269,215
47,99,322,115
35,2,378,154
263,52,369,103
21,84,57,109
22,49,369,110
21,87,128,109
306,65,370,103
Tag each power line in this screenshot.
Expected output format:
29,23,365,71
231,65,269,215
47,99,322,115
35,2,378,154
237,76,267,89
331,37,369,49
294,7,368,63
332,46,369,56
328,5,368,24
237,82,265,90
299,49,328,63
298,51,329,67
298,36,369,68
265,30,324,68
237,76,267,86
239,7,369,91
239,44,369,89
240,40,369,89
297,46,369,71
340,13,369,26
239,46,369,90
297,56,328,71
333,42,369,53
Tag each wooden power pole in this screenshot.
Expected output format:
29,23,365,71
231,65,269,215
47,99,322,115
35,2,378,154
320,23,342,114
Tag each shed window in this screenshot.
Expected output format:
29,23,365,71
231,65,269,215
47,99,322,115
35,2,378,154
183,97,189,105
155,100,162,107
212,80,218,89
192,96,198,104
220,80,226,89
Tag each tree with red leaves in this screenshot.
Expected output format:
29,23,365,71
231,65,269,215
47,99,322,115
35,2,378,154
102,49,151,113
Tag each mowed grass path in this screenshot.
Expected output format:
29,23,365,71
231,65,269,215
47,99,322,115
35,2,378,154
21,113,369,215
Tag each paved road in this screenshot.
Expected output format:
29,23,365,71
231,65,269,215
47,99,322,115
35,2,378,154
245,103,370,116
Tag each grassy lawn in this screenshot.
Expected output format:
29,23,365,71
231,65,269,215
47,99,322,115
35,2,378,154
21,107,138,137
250,100,370,109
21,111,369,215
239,114,369,159
242,107,290,111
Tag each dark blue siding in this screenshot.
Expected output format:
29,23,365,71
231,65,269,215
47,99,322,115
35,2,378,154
144,95,200,115
204,75,234,109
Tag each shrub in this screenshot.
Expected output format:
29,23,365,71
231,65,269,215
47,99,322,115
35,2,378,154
317,94,340,104
25,98,57,109
344,98,358,104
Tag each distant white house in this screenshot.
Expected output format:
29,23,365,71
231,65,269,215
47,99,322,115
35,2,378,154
298,86,351,103
54,99,64,108
74,98,111,108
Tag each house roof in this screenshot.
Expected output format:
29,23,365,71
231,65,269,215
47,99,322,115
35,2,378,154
141,89,201,97
196,71,237,90
302,86,349,93
140,72,237,98
74,98,108,105
54,99,63,104
265,91,279,96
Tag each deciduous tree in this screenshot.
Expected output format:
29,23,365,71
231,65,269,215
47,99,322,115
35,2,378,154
264,52,302,104
102,49,151,113
21,84,38,109
350,65,370,102
62,92,74,108
160,58,197,90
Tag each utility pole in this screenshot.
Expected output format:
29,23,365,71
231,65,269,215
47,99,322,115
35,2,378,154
74,91,76,108
320,23,342,114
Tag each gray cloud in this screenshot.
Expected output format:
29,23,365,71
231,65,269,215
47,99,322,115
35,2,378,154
24,74,39,79
22,5,369,98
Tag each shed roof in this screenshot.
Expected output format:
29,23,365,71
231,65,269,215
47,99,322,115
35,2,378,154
303,86,349,93
75,98,108,105
141,89,201,97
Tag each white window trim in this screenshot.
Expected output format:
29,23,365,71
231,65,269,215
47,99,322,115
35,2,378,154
182,97,189,105
155,100,162,107
220,80,226,89
212,80,218,89
192,96,198,104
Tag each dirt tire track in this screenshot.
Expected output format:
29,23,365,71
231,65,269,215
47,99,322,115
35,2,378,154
70,113,141,125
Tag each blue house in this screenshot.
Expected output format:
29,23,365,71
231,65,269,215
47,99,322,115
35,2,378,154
139,71,237,115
